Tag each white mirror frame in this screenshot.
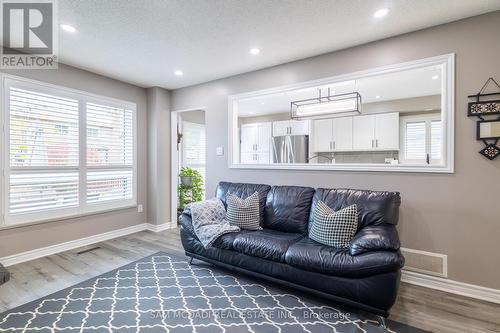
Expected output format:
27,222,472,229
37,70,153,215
228,53,455,173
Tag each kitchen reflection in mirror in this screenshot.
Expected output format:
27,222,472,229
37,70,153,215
230,56,454,171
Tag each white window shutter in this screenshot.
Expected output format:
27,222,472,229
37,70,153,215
431,120,442,160
87,170,133,204
404,121,426,160
86,103,133,167
8,87,80,219
182,121,206,166
9,87,79,167
9,172,79,215
402,118,442,164
86,102,134,205
181,121,206,198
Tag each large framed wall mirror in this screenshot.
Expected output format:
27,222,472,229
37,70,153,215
228,54,454,172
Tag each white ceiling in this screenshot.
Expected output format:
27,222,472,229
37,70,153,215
58,0,500,89
238,65,442,116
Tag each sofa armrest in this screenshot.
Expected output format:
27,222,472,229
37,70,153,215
350,224,400,256
0,264,9,285
179,207,199,241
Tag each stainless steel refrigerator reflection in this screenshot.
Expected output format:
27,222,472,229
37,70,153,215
272,135,309,163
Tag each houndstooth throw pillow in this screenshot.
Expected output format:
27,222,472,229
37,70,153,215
226,192,262,230
309,201,358,248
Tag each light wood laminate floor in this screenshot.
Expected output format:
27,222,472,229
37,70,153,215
0,228,499,333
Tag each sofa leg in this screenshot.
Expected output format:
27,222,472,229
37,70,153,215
188,256,194,265
377,315,387,330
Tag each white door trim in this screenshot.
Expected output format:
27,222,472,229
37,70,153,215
170,107,206,224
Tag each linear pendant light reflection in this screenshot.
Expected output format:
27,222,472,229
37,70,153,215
296,99,356,116
291,89,362,120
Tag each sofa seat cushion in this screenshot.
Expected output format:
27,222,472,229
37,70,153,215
212,230,251,250
233,229,303,262
285,237,404,278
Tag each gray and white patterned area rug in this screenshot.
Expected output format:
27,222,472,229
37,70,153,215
0,251,428,333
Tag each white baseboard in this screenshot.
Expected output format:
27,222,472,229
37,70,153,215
0,222,175,267
402,270,500,304
146,221,177,232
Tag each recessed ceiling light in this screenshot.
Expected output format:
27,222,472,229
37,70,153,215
174,70,183,76
249,48,260,55
60,24,77,33
375,95,381,99
373,8,389,18
432,75,439,80
260,101,265,105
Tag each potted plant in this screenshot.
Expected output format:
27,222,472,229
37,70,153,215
177,167,204,218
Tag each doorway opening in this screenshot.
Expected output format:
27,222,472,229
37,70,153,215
171,109,206,224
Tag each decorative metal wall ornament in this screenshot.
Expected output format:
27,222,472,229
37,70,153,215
469,101,500,116
468,77,500,160
479,144,500,160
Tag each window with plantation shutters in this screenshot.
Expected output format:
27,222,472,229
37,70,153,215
2,77,136,225
182,121,205,166
431,120,442,160
401,116,442,165
86,102,134,204
181,121,206,197
7,86,80,223
404,121,426,161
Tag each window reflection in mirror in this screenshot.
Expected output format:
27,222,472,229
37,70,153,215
231,59,452,170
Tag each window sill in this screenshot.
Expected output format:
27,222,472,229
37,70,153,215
0,204,138,231
228,162,454,173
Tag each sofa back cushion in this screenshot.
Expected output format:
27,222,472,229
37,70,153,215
216,182,271,224
263,185,315,234
308,188,401,231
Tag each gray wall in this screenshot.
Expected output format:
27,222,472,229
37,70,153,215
363,95,441,114
147,87,172,225
0,64,148,256
181,110,205,124
171,12,500,289
240,112,291,124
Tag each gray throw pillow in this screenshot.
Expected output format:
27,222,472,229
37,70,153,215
309,201,358,248
226,192,262,230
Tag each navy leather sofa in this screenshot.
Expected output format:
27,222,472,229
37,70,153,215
179,181,404,319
